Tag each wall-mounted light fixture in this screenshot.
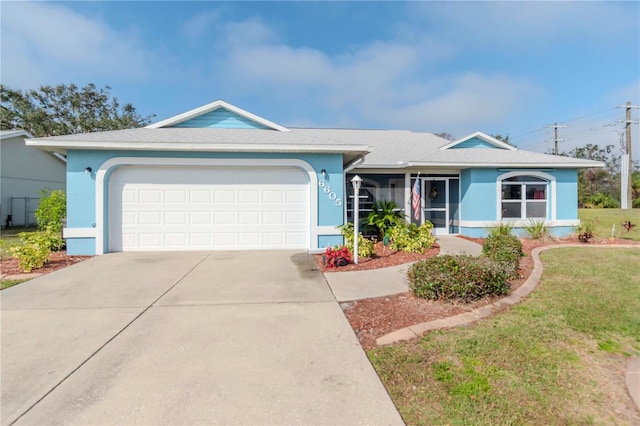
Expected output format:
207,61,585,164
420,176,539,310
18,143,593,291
84,167,92,175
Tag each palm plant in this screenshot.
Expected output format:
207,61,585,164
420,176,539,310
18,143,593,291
367,200,404,239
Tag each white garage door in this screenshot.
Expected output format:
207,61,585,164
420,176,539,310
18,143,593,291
108,166,309,251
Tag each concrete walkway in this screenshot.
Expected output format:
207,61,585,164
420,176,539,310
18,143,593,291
324,235,482,302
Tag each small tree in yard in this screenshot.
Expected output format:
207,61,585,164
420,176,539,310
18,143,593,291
35,189,66,232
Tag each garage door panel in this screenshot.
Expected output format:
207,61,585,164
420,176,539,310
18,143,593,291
165,211,187,225
190,211,212,225
165,189,186,203
109,166,309,251
189,190,211,203
139,189,162,203
239,190,260,203
238,211,259,225
214,211,236,225
214,190,236,203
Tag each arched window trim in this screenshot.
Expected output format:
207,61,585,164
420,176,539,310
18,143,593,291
496,171,556,222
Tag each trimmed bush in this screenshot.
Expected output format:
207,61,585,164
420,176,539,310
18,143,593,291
35,189,66,232
482,234,523,279
338,223,376,258
408,255,511,302
388,220,436,253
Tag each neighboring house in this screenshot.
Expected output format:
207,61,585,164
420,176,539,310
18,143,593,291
26,100,602,255
0,130,66,228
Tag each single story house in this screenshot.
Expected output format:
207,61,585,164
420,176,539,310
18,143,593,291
26,100,602,255
1,130,66,227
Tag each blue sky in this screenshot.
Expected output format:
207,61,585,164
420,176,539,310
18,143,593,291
1,1,639,158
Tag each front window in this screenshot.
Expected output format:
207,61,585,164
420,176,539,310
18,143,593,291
501,176,547,219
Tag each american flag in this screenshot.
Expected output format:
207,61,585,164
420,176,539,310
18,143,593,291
412,177,421,221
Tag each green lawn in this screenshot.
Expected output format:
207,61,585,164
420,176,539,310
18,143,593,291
0,226,37,260
579,208,640,241
369,247,640,425
0,278,30,290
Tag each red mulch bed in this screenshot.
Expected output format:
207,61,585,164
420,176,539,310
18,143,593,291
341,236,639,350
314,241,440,272
1,251,91,277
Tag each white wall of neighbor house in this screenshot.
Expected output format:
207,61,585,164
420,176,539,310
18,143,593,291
0,136,66,226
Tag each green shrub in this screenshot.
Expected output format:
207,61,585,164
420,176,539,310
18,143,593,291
487,222,514,237
523,219,551,240
366,200,404,238
35,189,66,232
584,192,620,209
338,223,376,258
408,255,511,302
9,232,54,272
388,220,436,253
482,234,523,279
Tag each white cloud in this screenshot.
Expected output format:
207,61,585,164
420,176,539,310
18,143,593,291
408,2,639,47
182,10,220,41
1,2,154,88
213,17,540,134
373,73,541,134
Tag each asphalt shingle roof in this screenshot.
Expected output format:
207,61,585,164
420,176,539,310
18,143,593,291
27,127,603,168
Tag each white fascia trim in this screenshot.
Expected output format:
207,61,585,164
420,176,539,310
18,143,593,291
496,170,557,221
0,130,34,140
406,161,595,168
439,131,517,151
459,219,580,228
25,140,369,155
355,167,461,175
51,152,67,163
63,227,97,238
95,157,318,255
145,100,291,132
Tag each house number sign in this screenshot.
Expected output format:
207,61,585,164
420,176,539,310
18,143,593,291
318,180,342,206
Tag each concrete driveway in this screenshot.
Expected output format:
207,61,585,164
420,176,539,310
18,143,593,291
1,251,403,425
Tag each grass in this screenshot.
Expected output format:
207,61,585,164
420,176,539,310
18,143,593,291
0,278,30,290
0,226,37,259
579,208,640,241
369,247,640,425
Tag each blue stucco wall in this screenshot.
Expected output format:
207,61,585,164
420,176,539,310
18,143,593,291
460,169,498,221
66,150,345,255
171,109,268,129
554,169,578,219
459,168,580,238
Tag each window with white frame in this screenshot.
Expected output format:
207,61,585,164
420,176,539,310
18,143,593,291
501,175,548,219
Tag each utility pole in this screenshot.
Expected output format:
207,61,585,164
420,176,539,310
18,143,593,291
617,101,639,209
546,122,567,155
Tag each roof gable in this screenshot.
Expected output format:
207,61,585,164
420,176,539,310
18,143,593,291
0,130,34,140
146,100,290,132
440,131,516,151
